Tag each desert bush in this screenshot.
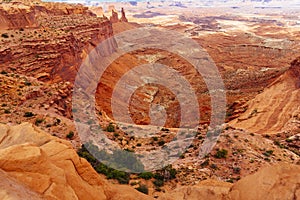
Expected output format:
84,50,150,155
215,149,228,159
66,131,74,139
24,112,34,117
138,172,154,180
106,123,115,132
35,118,44,125
153,179,164,187
1,33,9,38
136,185,148,195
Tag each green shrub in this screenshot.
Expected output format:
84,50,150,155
1,33,9,38
24,112,34,117
67,131,74,139
77,144,143,184
158,140,165,146
0,70,7,75
138,172,154,180
106,123,115,132
263,150,273,157
4,109,10,114
113,133,119,138
24,80,31,86
161,127,169,132
215,149,228,159
153,179,164,187
35,118,44,125
136,185,148,195
233,167,241,174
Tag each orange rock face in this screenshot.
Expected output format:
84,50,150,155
0,1,116,83
0,123,153,200
230,57,300,134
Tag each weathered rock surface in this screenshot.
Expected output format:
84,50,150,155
0,1,117,83
0,123,152,200
160,163,300,200
229,163,300,200
230,57,300,134
159,180,232,200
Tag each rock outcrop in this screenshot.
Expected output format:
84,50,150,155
230,57,300,134
0,1,117,83
0,123,153,200
0,1,94,30
159,163,300,200
229,163,300,200
120,8,128,22
110,9,119,23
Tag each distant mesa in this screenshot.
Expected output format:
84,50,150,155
129,1,138,6
169,1,187,8
108,5,116,13
133,11,166,19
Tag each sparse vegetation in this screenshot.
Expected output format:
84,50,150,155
24,112,34,117
106,123,115,132
263,150,274,157
35,118,44,125
0,70,8,75
138,172,154,180
215,149,228,159
1,33,9,38
158,140,165,146
78,143,144,184
66,131,74,139
136,184,148,195
4,109,10,114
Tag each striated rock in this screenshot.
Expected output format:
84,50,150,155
0,1,94,30
0,2,117,83
0,4,37,30
230,57,300,134
0,123,153,200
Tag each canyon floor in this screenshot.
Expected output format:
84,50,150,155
0,0,299,199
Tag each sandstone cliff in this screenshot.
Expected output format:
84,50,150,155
230,57,300,134
0,1,117,83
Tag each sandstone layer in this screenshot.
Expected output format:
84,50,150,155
230,57,300,134
0,122,152,200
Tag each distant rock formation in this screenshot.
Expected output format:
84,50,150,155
108,5,115,13
110,9,119,23
89,6,104,17
120,8,128,22
109,7,128,23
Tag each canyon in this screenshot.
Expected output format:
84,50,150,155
0,0,299,199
